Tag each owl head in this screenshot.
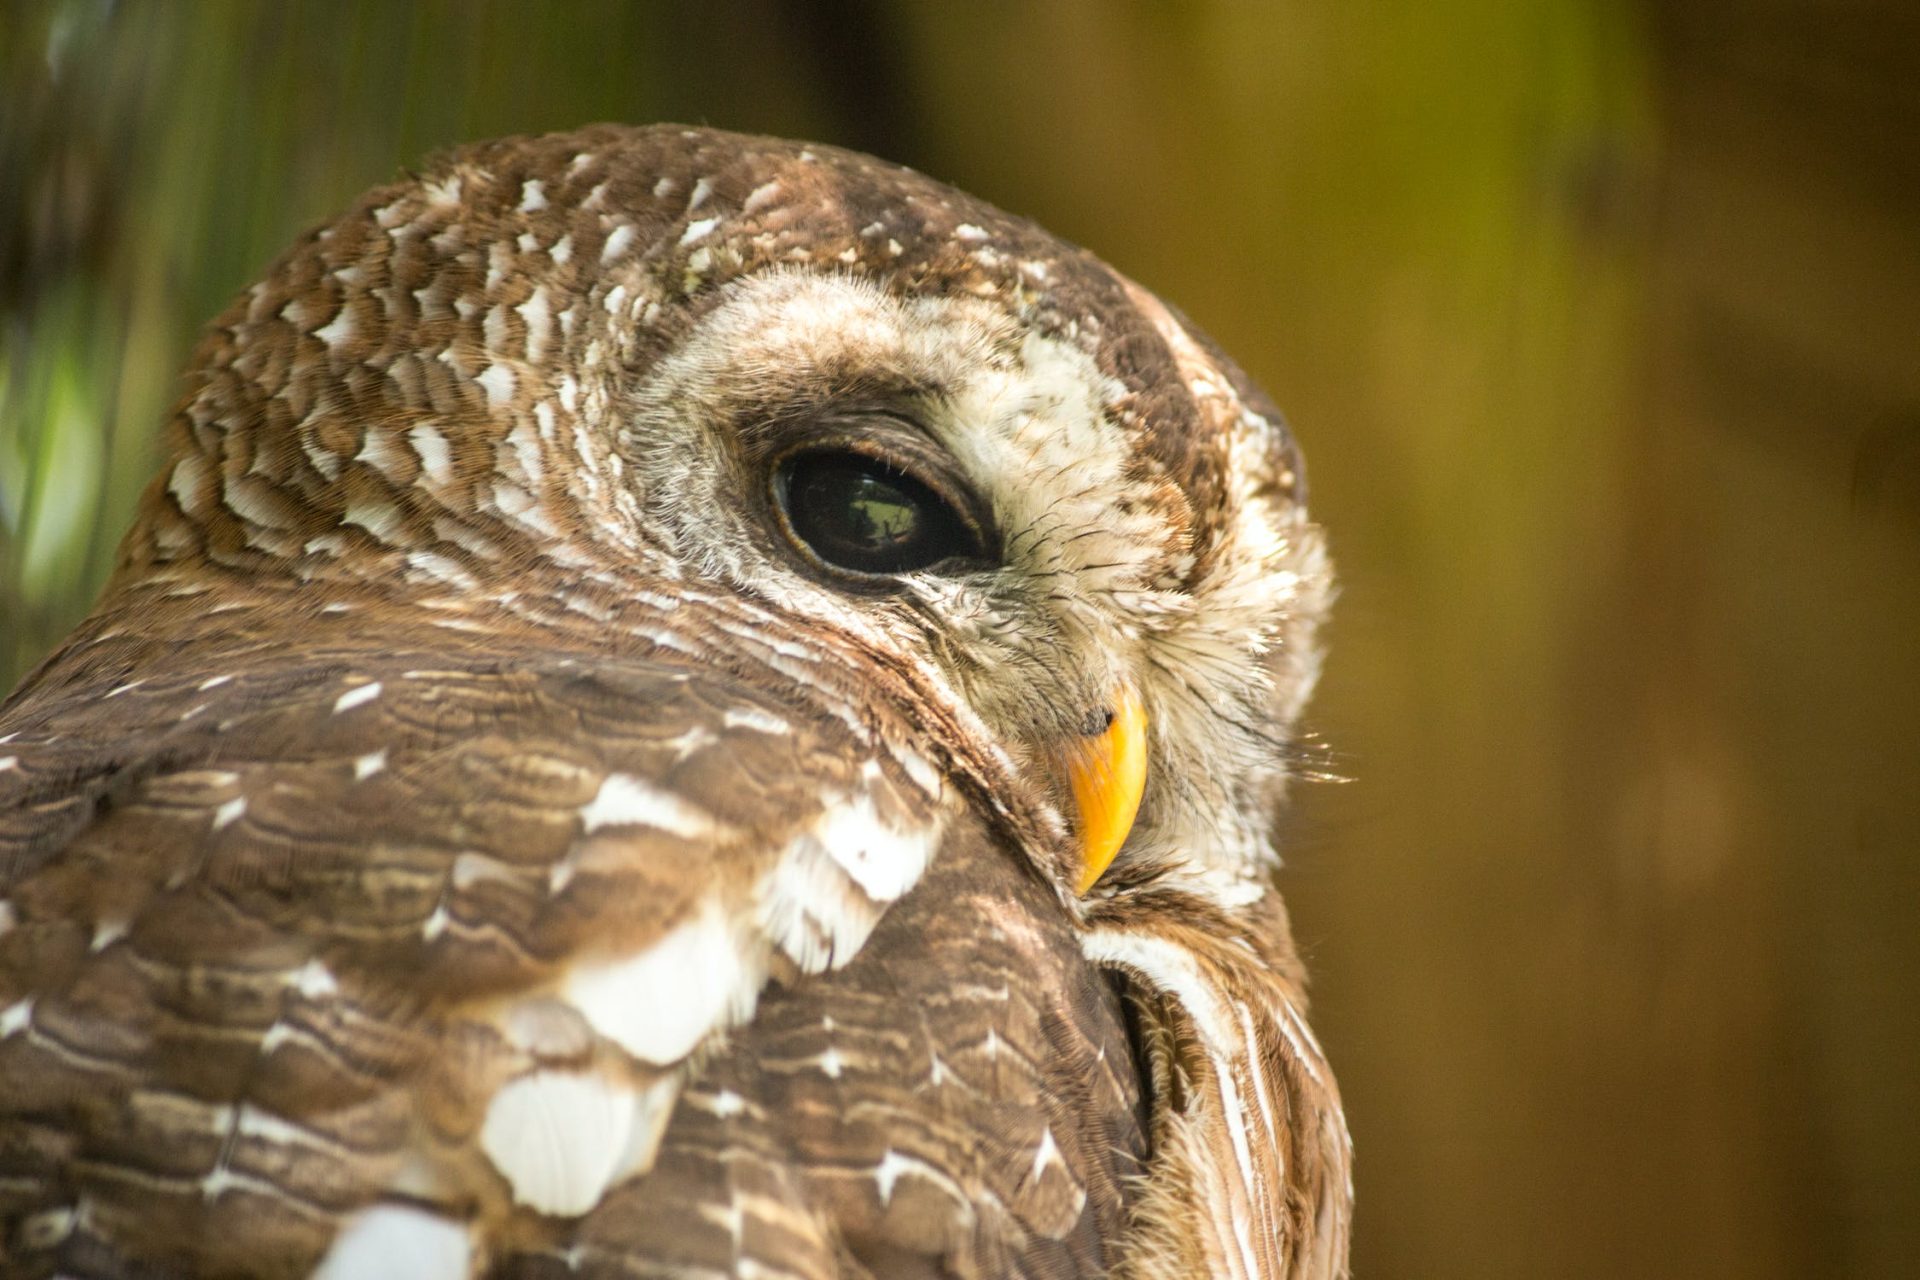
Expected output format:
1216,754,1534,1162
132,123,1329,911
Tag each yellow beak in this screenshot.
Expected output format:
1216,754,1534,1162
1064,686,1148,893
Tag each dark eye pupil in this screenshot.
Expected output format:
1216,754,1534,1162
780,452,979,575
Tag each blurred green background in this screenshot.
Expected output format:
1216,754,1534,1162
3,1,1916,1276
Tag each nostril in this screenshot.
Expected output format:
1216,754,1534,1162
1084,706,1116,736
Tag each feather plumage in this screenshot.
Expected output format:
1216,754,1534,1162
0,124,1347,1278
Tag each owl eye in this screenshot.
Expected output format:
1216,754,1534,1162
775,449,987,577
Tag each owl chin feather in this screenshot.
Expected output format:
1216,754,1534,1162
0,123,1348,1278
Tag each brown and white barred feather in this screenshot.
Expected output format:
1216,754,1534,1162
0,124,1349,1277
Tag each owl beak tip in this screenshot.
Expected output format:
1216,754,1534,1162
1066,686,1148,893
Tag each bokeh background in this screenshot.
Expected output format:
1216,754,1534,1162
3,2,1916,1276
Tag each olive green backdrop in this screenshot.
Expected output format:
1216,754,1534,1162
4,2,1916,1276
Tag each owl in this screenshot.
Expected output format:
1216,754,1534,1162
0,125,1349,1278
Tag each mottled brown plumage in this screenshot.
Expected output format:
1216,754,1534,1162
0,125,1348,1278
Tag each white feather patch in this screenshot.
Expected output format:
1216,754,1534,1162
408,422,454,487
562,899,755,1065
354,429,411,481
1,998,33,1037
342,501,405,544
310,1203,470,1280
873,1148,971,1212
755,795,942,976
332,682,382,714
816,792,939,903
476,363,516,407
601,223,637,262
578,773,717,840
479,1070,678,1216
168,453,212,515
756,833,882,977
720,705,790,735
312,305,355,350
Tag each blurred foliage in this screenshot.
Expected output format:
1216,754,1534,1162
2,1,1916,1277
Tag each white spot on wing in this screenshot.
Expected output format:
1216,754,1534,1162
817,793,938,903
743,180,782,213
721,706,789,735
421,175,462,209
601,224,637,262
479,1070,678,1216
355,430,412,481
756,797,942,976
0,998,32,1038
892,747,942,799
661,725,717,761
212,797,247,831
873,1148,968,1210
578,773,716,840
342,501,404,543
1030,1126,1064,1183
312,306,355,349
168,453,211,515
353,750,388,780
333,682,382,714
406,551,476,589
515,287,553,361
505,418,545,482
290,959,339,999
451,851,517,891
757,833,881,976
311,1203,471,1280
409,422,453,486
476,363,516,407
563,899,754,1065
679,216,719,247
